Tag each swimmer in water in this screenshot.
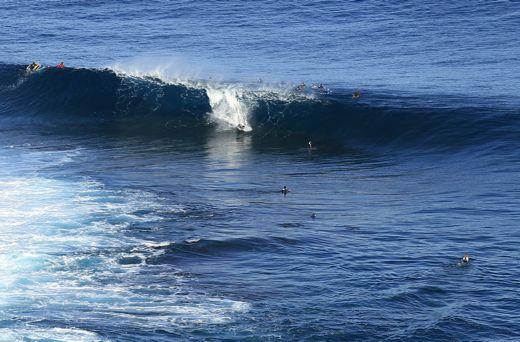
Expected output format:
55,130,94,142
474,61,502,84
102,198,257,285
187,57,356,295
352,90,361,99
461,253,470,264
281,186,290,195
311,213,317,219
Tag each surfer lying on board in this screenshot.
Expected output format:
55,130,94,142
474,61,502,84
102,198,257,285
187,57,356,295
56,61,65,68
352,90,361,99
26,62,41,71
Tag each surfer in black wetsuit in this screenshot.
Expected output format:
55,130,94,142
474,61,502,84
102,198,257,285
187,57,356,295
461,253,470,264
281,186,290,195
352,90,361,99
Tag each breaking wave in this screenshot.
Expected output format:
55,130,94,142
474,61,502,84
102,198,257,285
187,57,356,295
0,62,518,149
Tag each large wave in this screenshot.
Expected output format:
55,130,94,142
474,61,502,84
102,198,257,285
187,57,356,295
0,63,518,149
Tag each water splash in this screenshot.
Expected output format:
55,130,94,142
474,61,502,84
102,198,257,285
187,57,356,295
111,61,253,131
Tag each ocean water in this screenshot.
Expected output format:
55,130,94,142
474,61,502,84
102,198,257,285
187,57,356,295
1,1,519,341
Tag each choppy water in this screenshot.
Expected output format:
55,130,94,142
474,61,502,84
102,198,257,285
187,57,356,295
1,1,519,341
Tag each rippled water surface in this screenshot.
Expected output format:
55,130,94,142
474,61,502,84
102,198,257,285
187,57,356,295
1,0,519,340
0,127,518,340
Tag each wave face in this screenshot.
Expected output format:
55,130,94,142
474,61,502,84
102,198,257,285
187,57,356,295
0,63,212,128
1,63,518,150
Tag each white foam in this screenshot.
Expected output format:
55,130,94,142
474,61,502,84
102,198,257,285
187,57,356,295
0,144,251,336
110,60,321,135
204,85,252,131
142,241,171,248
109,61,284,132
0,327,103,342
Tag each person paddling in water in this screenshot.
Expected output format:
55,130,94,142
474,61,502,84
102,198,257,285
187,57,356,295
281,186,290,195
27,61,41,71
461,253,470,264
56,61,65,68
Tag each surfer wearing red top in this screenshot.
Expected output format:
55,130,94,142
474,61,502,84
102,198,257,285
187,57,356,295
56,62,65,68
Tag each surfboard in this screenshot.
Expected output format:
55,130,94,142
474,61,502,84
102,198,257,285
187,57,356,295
26,66,46,75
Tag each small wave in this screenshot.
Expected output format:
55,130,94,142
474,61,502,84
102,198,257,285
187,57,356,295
150,235,299,262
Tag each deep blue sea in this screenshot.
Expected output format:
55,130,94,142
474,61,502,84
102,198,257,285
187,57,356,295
1,1,519,341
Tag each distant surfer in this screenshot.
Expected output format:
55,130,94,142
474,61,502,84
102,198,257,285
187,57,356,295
311,213,317,219
308,141,312,150
311,83,327,93
237,124,246,132
352,90,361,100
295,82,306,92
26,61,41,71
56,61,65,68
460,253,470,264
281,186,290,195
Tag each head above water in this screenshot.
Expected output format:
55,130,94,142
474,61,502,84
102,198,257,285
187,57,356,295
462,253,470,263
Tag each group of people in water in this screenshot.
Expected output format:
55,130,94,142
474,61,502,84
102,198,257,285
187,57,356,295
26,61,65,72
280,141,471,266
295,82,327,92
294,82,362,99
295,82,328,93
